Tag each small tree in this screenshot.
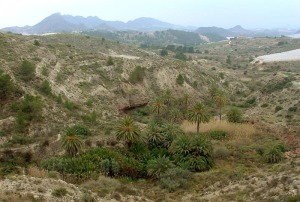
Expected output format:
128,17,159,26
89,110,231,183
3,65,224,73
226,107,242,123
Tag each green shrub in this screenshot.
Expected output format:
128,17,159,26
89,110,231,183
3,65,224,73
48,171,60,179
160,49,168,56
14,94,42,131
18,60,36,82
213,146,231,159
42,148,145,179
176,74,185,85
0,72,16,100
41,67,49,76
10,134,31,145
175,52,187,61
288,106,297,112
52,188,67,197
100,159,120,177
263,77,294,93
227,107,242,123
40,80,52,95
264,142,285,163
146,156,174,179
129,66,145,84
209,130,228,140
106,56,114,66
170,135,213,172
66,124,91,137
275,106,283,112
160,167,191,192
64,100,77,110
33,40,40,46
264,147,283,163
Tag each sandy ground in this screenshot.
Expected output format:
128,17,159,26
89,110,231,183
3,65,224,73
255,48,300,63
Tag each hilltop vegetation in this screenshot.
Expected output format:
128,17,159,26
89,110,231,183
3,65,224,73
0,31,300,201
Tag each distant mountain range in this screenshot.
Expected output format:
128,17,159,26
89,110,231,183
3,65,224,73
1,13,194,34
1,13,298,39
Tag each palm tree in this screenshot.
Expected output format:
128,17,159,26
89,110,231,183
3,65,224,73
115,116,141,147
187,102,209,134
61,134,83,157
213,93,226,120
149,97,165,117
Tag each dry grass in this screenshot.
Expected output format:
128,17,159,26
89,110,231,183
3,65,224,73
181,120,256,140
27,166,48,178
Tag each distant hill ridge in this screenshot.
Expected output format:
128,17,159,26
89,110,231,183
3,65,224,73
1,13,192,34
1,13,297,38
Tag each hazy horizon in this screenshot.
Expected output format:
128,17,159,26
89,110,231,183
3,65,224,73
1,0,299,30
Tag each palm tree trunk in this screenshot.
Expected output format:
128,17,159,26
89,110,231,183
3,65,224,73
197,121,200,134
219,108,222,120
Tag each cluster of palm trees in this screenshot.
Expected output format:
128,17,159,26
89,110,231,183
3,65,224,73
61,89,227,157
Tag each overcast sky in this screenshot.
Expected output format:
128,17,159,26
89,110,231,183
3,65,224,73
1,0,299,29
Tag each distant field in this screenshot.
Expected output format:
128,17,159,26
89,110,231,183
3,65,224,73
256,48,300,62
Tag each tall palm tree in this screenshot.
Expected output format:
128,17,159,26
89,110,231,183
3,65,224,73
187,102,209,134
115,116,141,147
213,93,226,120
61,134,83,157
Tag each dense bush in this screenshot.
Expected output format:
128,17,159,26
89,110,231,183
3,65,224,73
0,72,15,100
52,188,67,197
262,77,294,93
100,159,120,177
176,74,185,85
160,167,192,192
275,106,283,112
106,56,114,66
226,107,242,123
33,40,40,46
170,135,213,172
146,156,174,179
42,148,145,179
175,52,187,61
209,130,228,140
129,66,145,84
40,80,52,95
12,94,42,131
18,60,36,82
264,142,285,163
66,124,92,137
160,49,168,56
